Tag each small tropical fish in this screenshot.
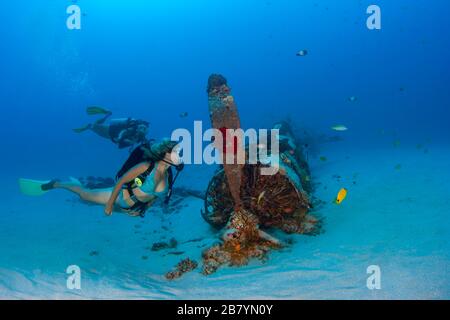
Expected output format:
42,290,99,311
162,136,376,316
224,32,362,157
393,140,401,147
179,112,188,118
416,144,423,150
348,96,357,102
319,156,327,162
394,164,402,170
331,125,348,131
334,188,347,204
296,49,308,56
235,244,241,252
257,191,266,206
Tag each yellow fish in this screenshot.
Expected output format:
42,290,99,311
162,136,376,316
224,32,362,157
334,188,347,204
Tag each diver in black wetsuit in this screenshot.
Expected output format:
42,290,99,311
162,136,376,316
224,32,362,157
73,107,149,149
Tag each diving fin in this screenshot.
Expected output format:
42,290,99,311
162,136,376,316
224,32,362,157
86,106,112,116
72,124,92,133
18,178,55,196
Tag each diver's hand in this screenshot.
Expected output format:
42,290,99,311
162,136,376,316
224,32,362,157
104,202,114,216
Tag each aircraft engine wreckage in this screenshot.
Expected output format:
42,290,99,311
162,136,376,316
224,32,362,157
200,74,320,275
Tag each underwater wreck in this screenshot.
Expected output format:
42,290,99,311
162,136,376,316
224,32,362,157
200,74,320,275
78,75,320,279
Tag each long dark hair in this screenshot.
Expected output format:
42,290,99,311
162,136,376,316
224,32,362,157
145,139,178,161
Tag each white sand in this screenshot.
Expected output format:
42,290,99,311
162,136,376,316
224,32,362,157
0,144,449,299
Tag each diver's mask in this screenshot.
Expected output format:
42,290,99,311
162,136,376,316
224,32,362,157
160,157,184,171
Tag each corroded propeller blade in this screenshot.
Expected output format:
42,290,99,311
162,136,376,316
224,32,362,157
207,74,244,210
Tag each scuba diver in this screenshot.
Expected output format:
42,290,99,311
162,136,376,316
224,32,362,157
19,139,184,217
73,107,150,149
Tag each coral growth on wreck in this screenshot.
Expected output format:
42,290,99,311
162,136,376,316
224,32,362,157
202,209,282,275
203,162,318,235
201,162,320,275
165,258,198,280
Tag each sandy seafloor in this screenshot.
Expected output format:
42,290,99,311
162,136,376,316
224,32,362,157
0,138,449,299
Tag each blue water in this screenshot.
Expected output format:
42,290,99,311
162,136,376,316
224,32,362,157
0,0,449,299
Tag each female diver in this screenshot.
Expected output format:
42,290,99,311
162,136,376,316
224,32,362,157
19,139,183,217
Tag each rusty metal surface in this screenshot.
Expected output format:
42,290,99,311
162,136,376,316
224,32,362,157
202,74,319,275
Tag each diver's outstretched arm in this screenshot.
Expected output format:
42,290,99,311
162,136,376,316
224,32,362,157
104,162,151,215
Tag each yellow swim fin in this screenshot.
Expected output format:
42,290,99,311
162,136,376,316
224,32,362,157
18,178,52,196
86,106,111,116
